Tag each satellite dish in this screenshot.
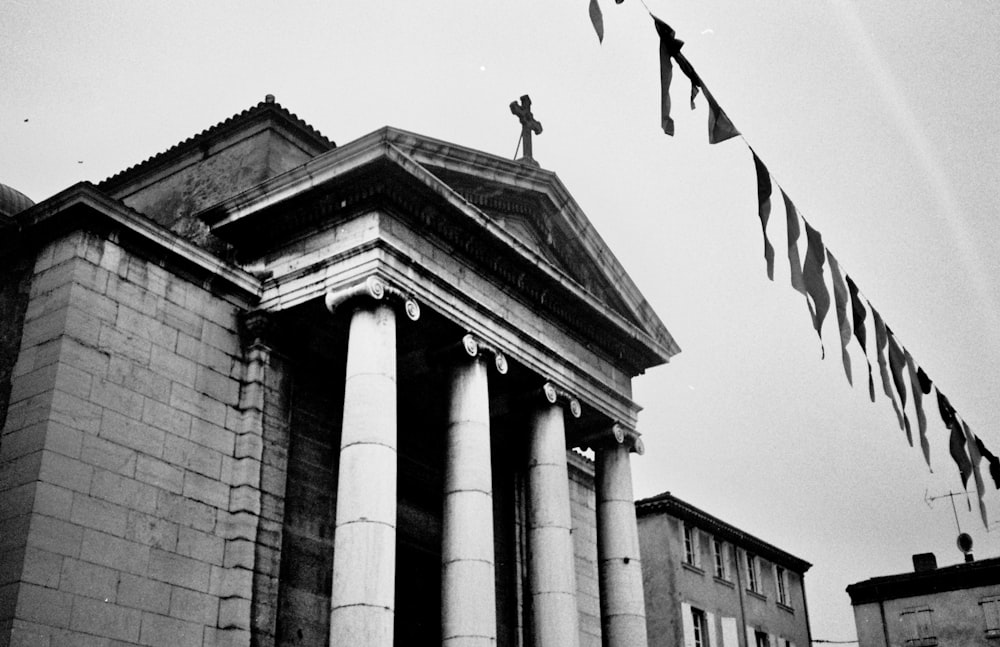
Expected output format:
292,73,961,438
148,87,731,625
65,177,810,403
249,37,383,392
957,532,974,554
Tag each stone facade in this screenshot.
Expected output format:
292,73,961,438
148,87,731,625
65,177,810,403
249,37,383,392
847,555,1000,647
0,97,678,646
637,492,812,647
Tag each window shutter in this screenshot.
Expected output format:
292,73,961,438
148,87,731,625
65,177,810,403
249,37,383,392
722,616,739,647
694,529,702,567
707,611,718,647
683,602,696,647
746,625,755,647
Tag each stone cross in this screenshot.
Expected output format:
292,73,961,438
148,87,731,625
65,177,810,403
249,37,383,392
510,94,543,164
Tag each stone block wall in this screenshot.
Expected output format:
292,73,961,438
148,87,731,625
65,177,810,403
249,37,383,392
569,453,601,647
0,231,261,647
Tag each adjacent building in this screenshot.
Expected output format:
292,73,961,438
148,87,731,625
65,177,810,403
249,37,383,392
0,97,680,646
847,553,1000,647
637,492,812,647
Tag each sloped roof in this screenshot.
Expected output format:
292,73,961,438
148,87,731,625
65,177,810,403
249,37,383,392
98,95,335,193
846,555,1000,604
636,491,812,573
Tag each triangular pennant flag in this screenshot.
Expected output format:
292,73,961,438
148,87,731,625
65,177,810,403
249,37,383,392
706,92,739,144
904,349,931,468
846,276,876,402
917,366,932,394
885,328,913,446
937,391,973,487
872,308,906,431
827,252,852,385
802,220,830,358
960,419,989,527
783,191,806,296
974,436,1000,489
589,0,604,43
751,151,775,281
654,18,683,136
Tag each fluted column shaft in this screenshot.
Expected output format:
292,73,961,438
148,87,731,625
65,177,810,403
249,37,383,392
527,403,581,647
442,356,497,647
596,443,648,647
329,302,397,647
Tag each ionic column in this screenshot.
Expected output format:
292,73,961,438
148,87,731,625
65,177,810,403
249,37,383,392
527,383,582,647
326,277,419,647
442,335,508,647
595,426,648,647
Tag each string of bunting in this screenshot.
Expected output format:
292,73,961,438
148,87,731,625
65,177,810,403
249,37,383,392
588,3,999,527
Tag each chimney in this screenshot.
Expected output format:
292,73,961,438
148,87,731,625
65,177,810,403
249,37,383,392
912,553,937,572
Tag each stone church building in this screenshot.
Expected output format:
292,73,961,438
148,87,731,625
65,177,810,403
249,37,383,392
0,97,679,647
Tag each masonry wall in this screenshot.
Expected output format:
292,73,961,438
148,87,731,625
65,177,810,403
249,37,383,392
854,583,1000,647
0,230,262,647
637,511,810,647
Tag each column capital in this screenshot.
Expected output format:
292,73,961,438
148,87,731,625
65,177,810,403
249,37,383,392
461,333,508,374
541,381,581,419
324,275,420,321
581,423,645,455
239,309,276,352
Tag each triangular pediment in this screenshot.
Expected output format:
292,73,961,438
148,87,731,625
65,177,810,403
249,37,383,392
201,126,680,370
421,167,636,319
385,130,677,361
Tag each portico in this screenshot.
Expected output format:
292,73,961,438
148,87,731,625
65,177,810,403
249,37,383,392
199,123,679,646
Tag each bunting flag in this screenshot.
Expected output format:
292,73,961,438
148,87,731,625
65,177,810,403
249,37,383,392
975,437,1000,489
638,14,1000,526
937,391,973,487
961,419,989,526
782,191,806,296
917,366,932,395
654,18,683,136
904,349,931,468
872,309,906,432
706,93,740,144
590,0,604,43
802,220,830,357
846,277,876,402
751,151,775,281
827,252,852,385
885,328,913,446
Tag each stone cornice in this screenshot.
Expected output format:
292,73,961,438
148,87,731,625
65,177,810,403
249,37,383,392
282,258,643,426
9,182,261,299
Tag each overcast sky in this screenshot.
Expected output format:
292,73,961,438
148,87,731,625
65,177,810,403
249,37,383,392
3,1,999,642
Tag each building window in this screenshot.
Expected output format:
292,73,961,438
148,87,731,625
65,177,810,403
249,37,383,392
684,523,700,567
775,566,788,605
746,553,759,593
692,607,709,647
754,630,770,647
901,608,936,646
981,597,1000,637
713,538,728,580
